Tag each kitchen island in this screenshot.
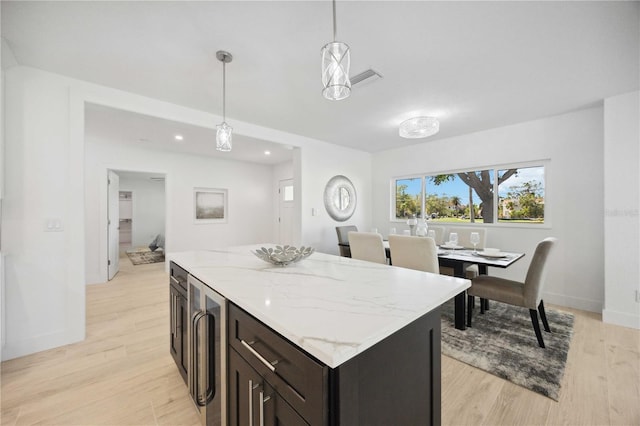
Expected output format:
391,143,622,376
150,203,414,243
171,246,470,425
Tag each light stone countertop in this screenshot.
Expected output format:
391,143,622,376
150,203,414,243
169,245,470,368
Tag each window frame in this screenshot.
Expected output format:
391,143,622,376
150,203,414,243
390,159,550,228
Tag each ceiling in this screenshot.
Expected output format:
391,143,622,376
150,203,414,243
85,103,295,165
2,1,639,154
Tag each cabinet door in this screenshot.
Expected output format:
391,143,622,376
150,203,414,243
169,285,188,384
230,349,308,426
262,383,308,426
178,293,188,382
229,348,261,426
169,285,181,361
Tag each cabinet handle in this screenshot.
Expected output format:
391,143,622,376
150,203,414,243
248,379,260,426
192,311,207,406
170,294,175,337
173,295,178,336
170,275,180,285
259,390,271,426
241,340,277,373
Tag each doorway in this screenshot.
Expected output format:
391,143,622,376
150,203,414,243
278,179,294,245
119,191,133,253
107,170,166,281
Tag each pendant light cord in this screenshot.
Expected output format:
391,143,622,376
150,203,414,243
222,61,226,122
332,0,337,41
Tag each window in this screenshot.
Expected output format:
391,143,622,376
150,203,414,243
394,177,422,219
497,165,545,223
425,170,493,223
392,163,546,225
283,185,294,201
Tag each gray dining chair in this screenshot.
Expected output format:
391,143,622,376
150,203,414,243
336,225,357,257
440,227,487,279
388,235,439,274
426,225,446,246
467,237,557,348
348,231,387,264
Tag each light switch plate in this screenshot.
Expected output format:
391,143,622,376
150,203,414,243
44,218,64,232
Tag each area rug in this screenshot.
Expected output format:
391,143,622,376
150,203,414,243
126,249,165,265
440,299,574,400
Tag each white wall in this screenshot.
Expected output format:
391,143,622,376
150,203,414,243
2,66,86,359
372,107,605,313
603,91,640,329
272,160,294,243
115,175,165,249
299,142,372,255
85,136,276,285
1,65,373,359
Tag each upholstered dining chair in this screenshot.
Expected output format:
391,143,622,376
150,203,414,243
336,225,357,257
467,237,558,348
348,231,387,264
425,225,446,246
388,235,439,274
440,227,487,279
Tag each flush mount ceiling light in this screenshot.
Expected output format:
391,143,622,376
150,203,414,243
399,116,440,139
216,50,233,152
321,0,351,101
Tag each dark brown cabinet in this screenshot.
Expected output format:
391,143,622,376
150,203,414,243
229,348,307,426
228,302,441,425
169,262,189,384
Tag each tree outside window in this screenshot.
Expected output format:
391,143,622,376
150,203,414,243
392,164,545,224
395,178,422,219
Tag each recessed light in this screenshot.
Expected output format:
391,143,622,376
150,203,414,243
174,134,184,141
264,150,271,155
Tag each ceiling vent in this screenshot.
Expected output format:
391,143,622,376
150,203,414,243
350,69,383,87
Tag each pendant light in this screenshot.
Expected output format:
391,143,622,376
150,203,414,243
321,0,351,100
216,50,233,152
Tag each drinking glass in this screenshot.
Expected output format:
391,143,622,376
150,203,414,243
389,227,397,235
449,232,458,247
427,230,436,240
470,232,480,253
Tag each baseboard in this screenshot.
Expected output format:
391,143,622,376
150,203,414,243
543,291,603,313
602,309,640,330
1,329,84,361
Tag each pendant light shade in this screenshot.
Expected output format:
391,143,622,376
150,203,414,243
322,0,351,101
216,122,232,152
322,41,351,100
216,50,233,152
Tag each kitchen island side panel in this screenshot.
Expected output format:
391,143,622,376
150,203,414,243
332,307,441,425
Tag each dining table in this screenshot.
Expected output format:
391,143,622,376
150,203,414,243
340,240,526,330
433,246,525,330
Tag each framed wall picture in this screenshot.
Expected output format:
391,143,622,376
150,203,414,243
194,188,228,224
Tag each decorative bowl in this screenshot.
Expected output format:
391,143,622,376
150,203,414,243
253,245,315,266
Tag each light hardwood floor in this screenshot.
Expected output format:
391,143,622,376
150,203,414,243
1,257,639,425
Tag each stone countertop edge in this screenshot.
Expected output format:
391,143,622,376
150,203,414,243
169,246,470,368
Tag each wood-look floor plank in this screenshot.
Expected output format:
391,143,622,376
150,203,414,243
2,255,639,425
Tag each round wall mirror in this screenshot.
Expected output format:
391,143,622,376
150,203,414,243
324,175,357,221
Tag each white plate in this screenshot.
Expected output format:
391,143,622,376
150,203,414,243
474,251,508,259
440,244,464,250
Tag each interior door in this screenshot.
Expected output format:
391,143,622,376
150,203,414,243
278,179,294,245
107,170,120,280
